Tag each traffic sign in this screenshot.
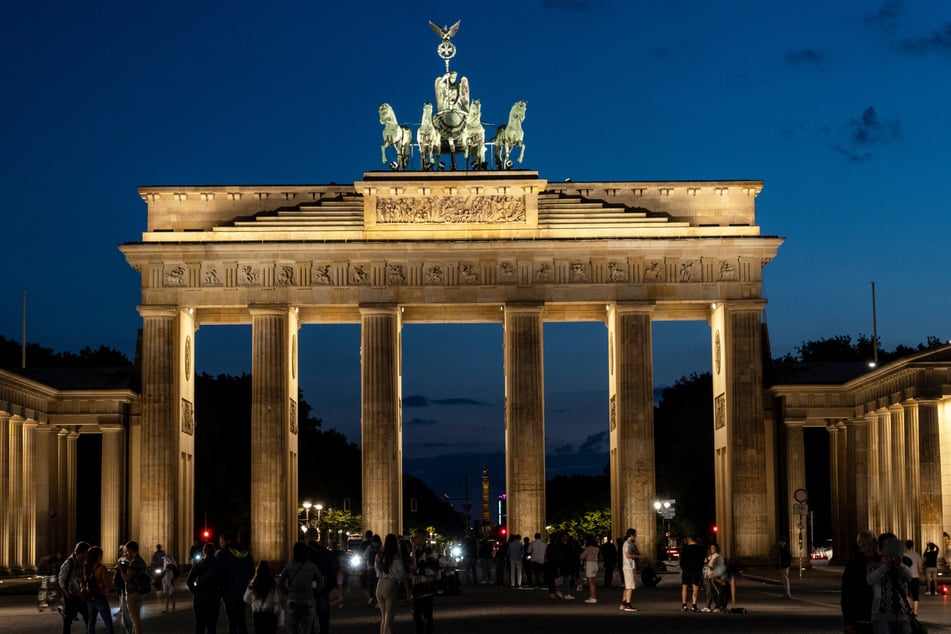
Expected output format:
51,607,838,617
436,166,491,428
792,503,808,516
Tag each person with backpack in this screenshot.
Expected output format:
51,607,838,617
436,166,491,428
58,541,91,633
279,542,324,634
304,527,338,634
118,540,150,634
82,546,114,633
187,543,221,634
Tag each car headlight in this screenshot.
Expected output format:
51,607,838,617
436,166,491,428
349,555,362,570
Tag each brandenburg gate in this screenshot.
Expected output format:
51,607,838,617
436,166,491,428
120,171,783,562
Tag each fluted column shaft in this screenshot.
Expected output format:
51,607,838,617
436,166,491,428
607,305,654,549
0,412,9,573
101,424,126,561
828,424,850,564
10,416,24,572
65,431,79,551
917,401,942,549
504,305,545,540
360,306,402,536
139,308,176,551
250,307,297,563
22,419,37,573
784,423,807,559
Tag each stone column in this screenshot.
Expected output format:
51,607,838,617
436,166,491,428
33,423,57,565
888,405,907,536
607,304,655,551
250,306,298,563
710,301,770,560
138,307,177,552
848,419,870,532
65,430,79,551
101,423,126,560
0,411,9,574
901,402,920,544
865,412,882,530
916,400,942,550
9,415,24,573
504,304,545,540
784,422,807,560
360,306,402,537
828,423,850,564
22,418,37,573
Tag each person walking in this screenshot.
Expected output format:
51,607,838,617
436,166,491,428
304,526,338,634
118,540,149,634
160,551,178,613
187,543,221,634
619,528,639,612
411,529,439,634
841,529,878,634
82,545,114,634
244,560,282,634
903,539,922,615
679,534,705,612
58,541,91,634
600,537,616,588
867,532,913,633
280,542,324,634
777,536,792,599
580,536,599,603
375,534,405,634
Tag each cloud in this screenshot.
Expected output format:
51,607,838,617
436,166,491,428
784,49,825,67
829,106,901,162
863,0,904,29
405,417,439,426
402,394,493,408
900,22,951,54
578,431,609,453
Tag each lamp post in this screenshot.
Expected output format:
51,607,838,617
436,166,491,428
302,501,312,528
653,499,676,560
315,503,324,544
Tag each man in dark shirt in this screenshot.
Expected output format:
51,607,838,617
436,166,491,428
599,537,617,587
679,534,705,612
842,530,878,634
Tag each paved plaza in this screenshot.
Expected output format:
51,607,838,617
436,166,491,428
3,565,951,633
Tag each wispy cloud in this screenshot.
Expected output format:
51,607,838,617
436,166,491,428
829,106,902,162
405,417,439,426
578,431,609,453
863,0,904,29
900,22,951,54
784,48,826,67
403,394,492,408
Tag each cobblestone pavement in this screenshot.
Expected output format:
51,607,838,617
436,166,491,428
4,565,951,633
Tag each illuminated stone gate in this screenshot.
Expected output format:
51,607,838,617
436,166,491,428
119,171,782,563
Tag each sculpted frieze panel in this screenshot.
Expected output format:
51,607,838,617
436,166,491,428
498,261,517,283
459,264,481,285
607,261,629,282
570,262,590,283
164,264,187,287
289,399,298,435
181,398,194,435
386,263,407,286
679,260,699,282
643,260,664,282
376,195,526,224
238,263,262,286
714,393,726,429
350,263,371,285
718,259,739,282
424,264,445,285
534,262,553,282
276,264,296,286
201,263,224,287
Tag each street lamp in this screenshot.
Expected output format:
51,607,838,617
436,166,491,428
302,501,312,527
315,503,324,544
653,499,675,560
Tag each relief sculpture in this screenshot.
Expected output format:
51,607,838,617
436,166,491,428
376,195,525,224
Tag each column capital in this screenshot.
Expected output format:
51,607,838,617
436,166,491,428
609,302,656,316
358,304,400,317
249,304,296,317
502,302,544,315
714,299,767,313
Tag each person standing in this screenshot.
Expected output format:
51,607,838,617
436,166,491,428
867,532,912,633
160,550,178,613
679,534,705,612
543,533,562,602
244,560,282,634
279,542,323,634
528,533,547,588
580,536,600,603
207,532,254,634
903,539,923,616
777,536,792,599
411,529,439,634
600,537,617,588
923,542,940,596
619,528,639,612
702,542,725,612
187,543,221,634
375,534,405,634
507,534,523,588
304,526,338,634
119,540,149,634
58,541,91,634
841,529,878,634
83,545,114,634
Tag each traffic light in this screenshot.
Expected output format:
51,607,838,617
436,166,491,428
499,526,507,538
202,529,212,541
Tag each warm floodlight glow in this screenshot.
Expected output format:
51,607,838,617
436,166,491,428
868,362,877,368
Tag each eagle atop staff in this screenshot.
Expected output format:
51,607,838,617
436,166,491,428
429,19,460,42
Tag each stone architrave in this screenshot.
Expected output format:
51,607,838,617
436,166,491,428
504,304,546,540
360,306,402,536
607,305,655,550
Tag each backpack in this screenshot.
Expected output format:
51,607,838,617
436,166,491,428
79,568,99,601
136,567,152,595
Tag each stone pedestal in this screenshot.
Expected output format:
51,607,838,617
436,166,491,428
607,305,655,550
504,305,546,539
360,306,402,536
